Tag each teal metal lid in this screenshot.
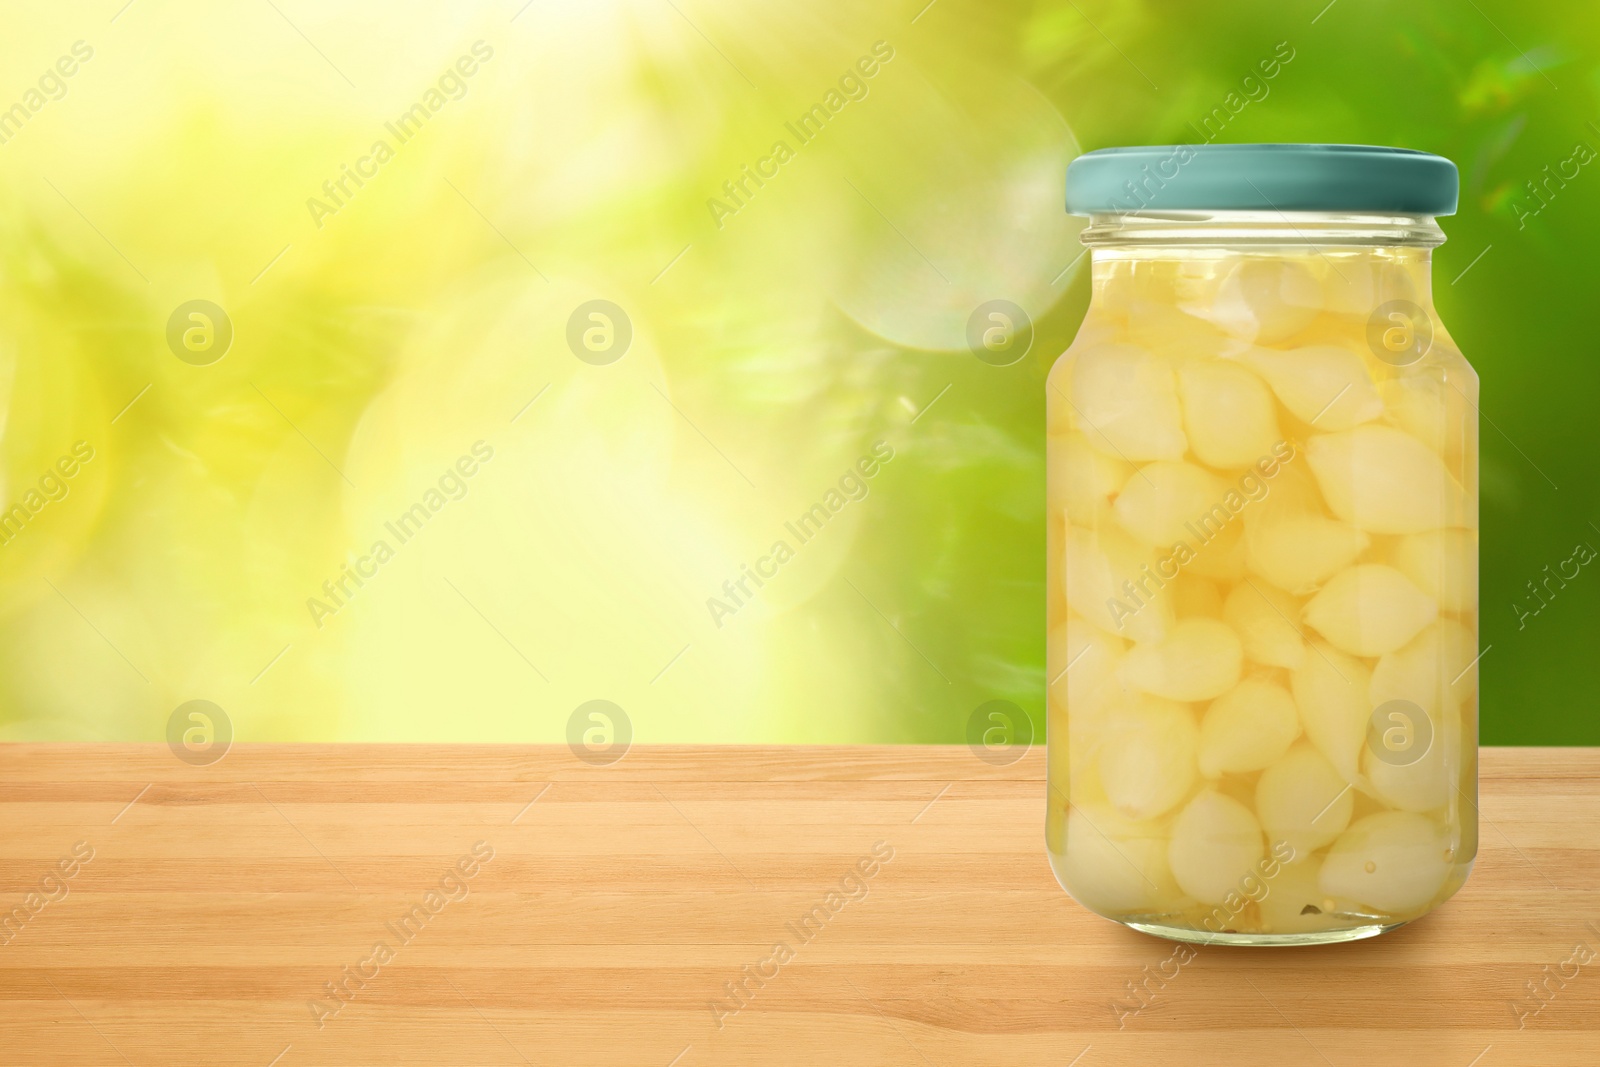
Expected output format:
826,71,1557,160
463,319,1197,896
1065,144,1458,216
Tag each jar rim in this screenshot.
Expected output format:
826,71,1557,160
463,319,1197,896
1079,210,1447,249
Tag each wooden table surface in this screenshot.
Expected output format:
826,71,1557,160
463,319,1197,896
1,744,1596,1066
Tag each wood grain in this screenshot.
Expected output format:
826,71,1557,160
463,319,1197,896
0,745,1596,1066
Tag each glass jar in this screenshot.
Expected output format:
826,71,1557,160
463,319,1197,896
1045,145,1478,945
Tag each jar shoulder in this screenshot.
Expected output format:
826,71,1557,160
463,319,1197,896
1045,304,1478,386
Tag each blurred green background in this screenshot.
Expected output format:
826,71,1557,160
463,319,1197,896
0,0,1593,744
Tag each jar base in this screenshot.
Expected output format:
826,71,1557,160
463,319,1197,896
1122,919,1408,947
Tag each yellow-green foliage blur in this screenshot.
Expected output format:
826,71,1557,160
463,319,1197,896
0,1,1595,744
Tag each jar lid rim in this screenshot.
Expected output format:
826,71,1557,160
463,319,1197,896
1065,144,1458,217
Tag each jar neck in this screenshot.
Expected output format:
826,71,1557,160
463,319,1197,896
1080,211,1446,249
1081,212,1441,314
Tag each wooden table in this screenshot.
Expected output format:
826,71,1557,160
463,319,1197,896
1,745,1596,1066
